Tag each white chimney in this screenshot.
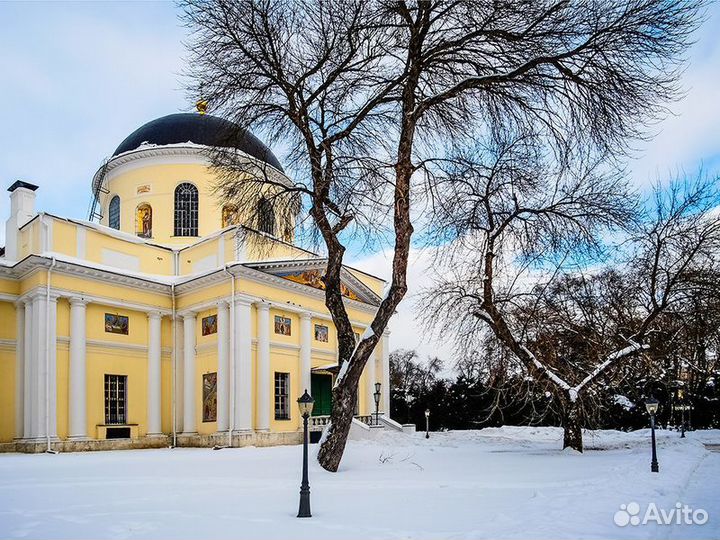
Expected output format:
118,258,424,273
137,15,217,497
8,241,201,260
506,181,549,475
4,180,38,261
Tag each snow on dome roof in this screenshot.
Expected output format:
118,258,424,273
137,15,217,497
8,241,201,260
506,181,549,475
112,113,284,172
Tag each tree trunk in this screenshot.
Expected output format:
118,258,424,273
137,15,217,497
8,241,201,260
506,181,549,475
316,382,357,472
562,395,583,452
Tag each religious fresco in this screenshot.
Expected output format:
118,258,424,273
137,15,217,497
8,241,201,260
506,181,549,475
105,313,129,335
202,372,217,422
202,314,217,336
222,204,239,227
314,324,329,342
135,203,152,238
274,315,291,336
278,269,360,301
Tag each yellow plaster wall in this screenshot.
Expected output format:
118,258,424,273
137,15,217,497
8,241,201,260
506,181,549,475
0,349,14,442
52,220,77,258
269,349,301,432
102,162,229,245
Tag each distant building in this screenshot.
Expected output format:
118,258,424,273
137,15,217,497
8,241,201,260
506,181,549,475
0,110,390,452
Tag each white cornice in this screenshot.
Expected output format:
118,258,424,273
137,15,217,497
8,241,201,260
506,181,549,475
92,144,291,194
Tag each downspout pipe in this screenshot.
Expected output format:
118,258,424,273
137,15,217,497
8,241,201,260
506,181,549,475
45,256,57,454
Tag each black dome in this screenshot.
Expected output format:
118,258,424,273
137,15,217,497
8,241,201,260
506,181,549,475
112,113,284,172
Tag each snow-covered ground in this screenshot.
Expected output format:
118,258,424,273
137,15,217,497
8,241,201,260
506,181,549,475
1,427,718,540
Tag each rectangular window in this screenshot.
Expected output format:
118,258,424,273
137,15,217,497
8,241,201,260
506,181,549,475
314,324,328,342
104,374,127,425
275,372,290,420
274,315,291,336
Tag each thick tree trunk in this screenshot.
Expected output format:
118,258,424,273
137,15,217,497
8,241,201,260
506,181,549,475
316,382,357,472
562,395,583,452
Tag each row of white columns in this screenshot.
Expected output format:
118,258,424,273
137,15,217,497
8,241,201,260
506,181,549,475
177,301,388,435
13,292,390,441
14,292,59,441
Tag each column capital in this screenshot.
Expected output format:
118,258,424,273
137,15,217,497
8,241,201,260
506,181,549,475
234,298,252,308
300,311,312,321
178,309,197,319
14,298,27,308
147,310,163,321
256,301,271,312
68,296,90,307
216,299,230,308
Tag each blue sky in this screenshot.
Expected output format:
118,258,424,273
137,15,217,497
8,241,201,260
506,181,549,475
1,1,719,362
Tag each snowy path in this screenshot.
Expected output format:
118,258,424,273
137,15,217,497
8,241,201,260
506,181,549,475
0,427,718,540
662,448,720,540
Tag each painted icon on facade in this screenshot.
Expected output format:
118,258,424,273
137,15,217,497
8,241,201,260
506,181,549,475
221,204,239,227
135,203,152,238
105,313,129,335
202,372,217,422
274,315,291,336
202,314,217,336
314,324,329,342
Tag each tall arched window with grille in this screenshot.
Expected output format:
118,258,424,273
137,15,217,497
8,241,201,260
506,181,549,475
258,197,275,236
108,195,120,230
174,183,198,236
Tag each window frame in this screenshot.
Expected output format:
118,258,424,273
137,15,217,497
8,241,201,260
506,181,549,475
274,372,290,420
108,195,121,230
174,182,199,237
104,374,127,425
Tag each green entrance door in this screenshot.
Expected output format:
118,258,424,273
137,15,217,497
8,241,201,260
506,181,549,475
311,374,333,416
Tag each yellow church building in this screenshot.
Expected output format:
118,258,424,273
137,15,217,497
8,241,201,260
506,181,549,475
0,111,393,453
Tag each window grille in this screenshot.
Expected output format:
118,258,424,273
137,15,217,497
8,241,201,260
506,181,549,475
275,372,290,420
105,374,127,425
108,196,120,230
174,183,199,236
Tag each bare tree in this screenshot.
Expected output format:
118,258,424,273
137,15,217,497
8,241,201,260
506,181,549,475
425,170,720,451
182,0,703,469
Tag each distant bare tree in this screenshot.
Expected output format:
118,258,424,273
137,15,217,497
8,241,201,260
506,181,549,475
425,172,720,451
182,0,703,469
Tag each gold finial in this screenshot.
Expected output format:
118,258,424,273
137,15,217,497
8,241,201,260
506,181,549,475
196,99,208,115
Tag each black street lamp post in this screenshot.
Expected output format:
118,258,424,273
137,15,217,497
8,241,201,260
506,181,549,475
373,382,381,426
645,396,660,473
425,408,430,439
297,390,314,518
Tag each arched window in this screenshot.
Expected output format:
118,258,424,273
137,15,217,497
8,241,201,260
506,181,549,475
174,183,198,236
135,203,152,238
258,198,275,236
108,196,120,230
222,204,239,228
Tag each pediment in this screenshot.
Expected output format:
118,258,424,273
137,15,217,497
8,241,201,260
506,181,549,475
243,259,381,306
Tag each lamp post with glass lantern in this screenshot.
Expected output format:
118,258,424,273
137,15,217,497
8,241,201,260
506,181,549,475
373,382,381,426
645,396,660,473
425,409,430,439
297,390,314,518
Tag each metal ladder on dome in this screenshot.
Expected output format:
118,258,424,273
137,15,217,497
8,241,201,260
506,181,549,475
87,158,111,222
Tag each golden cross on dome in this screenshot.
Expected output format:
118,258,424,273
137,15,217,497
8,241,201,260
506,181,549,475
196,99,208,115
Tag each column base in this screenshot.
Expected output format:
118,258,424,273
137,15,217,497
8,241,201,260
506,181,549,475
145,433,166,438
67,435,90,441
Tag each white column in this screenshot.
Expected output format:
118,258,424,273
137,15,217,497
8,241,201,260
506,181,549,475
30,294,44,439
22,299,32,439
366,342,377,417
216,301,229,432
174,316,184,434
68,297,88,439
381,331,390,416
147,311,163,435
47,295,58,439
299,312,312,395
14,301,25,439
234,299,253,431
256,303,271,431
182,312,197,434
